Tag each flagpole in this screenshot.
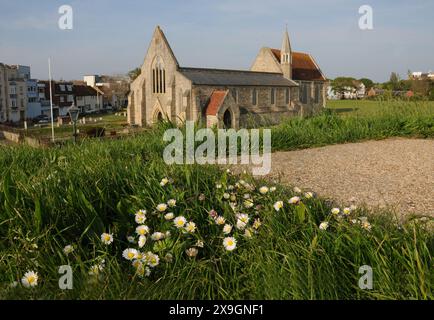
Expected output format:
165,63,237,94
48,58,55,143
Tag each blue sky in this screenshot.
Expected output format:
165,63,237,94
0,0,433,82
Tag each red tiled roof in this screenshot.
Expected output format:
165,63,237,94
271,49,326,81
206,90,228,116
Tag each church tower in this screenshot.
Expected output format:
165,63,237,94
280,27,292,79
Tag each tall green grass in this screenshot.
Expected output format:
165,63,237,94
0,118,433,300
272,101,434,151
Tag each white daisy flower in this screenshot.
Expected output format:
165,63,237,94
146,253,160,268
216,184,222,189
138,235,147,248
21,271,38,288
160,178,169,186
88,264,104,276
63,245,74,255
244,199,254,208
151,232,165,241
165,231,171,238
223,224,233,234
174,216,187,228
237,213,250,224
227,185,234,191
215,216,226,225
164,253,173,263
293,187,302,194
331,208,340,215
127,236,135,243
185,222,197,233
244,228,253,239
164,212,175,220
136,225,150,236
288,196,301,205
135,212,147,224
343,208,352,215
196,240,204,248
132,259,143,269
259,186,269,195
223,237,237,251
223,193,230,200
122,248,139,261
145,267,151,277
101,233,114,245
167,199,177,207
270,187,277,192
361,221,372,231
186,247,198,257
156,203,168,212
236,220,247,230
274,201,284,212
319,222,329,230
304,192,314,199
253,219,262,230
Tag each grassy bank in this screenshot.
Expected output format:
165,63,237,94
271,100,434,151
0,120,433,299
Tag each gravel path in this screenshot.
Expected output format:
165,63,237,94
250,138,434,216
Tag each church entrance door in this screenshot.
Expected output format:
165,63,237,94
223,109,232,128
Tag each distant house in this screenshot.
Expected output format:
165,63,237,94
411,71,434,80
328,81,366,100
367,88,414,99
73,85,102,114
84,75,129,111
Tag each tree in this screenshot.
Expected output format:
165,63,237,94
359,78,374,90
389,72,400,90
331,77,357,96
128,67,141,81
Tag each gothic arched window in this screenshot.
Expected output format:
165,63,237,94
152,56,166,94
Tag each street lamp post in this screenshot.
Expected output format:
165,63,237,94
68,103,80,143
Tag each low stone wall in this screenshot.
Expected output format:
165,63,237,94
24,137,51,148
1,130,23,143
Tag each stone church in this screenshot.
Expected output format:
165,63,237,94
128,26,327,129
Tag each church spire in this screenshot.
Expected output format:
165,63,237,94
281,26,292,79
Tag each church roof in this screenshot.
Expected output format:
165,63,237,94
270,49,326,81
179,67,298,87
206,90,228,116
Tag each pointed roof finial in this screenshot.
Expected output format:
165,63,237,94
281,25,291,53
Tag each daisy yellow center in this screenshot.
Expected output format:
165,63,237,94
128,252,135,259
227,240,234,246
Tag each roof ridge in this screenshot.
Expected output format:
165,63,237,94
179,66,283,75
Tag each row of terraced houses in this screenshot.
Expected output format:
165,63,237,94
0,63,127,124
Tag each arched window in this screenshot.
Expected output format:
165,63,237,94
152,57,166,94
252,88,257,105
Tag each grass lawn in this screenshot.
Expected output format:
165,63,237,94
0,111,433,299
326,99,434,116
24,113,129,140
